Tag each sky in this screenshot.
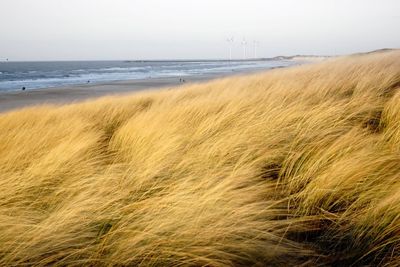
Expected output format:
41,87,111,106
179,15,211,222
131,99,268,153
0,0,399,61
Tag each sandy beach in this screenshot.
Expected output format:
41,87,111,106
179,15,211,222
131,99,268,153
0,73,235,113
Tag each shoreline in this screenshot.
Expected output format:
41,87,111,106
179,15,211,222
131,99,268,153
0,73,228,113
0,67,296,114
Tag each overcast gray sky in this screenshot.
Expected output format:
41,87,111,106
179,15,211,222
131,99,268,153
0,0,399,61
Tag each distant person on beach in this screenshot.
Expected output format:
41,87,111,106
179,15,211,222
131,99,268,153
22,87,26,91
87,80,90,83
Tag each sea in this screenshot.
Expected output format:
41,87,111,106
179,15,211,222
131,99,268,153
0,59,298,92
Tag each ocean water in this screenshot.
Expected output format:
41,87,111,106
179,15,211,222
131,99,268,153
0,60,297,92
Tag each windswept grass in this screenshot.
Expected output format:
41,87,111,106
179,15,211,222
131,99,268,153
0,50,399,266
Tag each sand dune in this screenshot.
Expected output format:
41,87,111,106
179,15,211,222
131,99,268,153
0,50,399,266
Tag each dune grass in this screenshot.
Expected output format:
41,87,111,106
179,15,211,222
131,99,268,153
0,50,399,266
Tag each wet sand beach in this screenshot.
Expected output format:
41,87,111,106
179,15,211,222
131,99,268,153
0,73,228,113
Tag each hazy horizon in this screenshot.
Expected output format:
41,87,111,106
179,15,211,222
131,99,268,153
2,49,398,63
1,0,399,61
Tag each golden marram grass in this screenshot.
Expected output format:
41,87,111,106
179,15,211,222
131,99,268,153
0,50,399,266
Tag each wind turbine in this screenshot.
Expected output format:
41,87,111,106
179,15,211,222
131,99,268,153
253,41,260,59
241,38,247,60
226,37,234,60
